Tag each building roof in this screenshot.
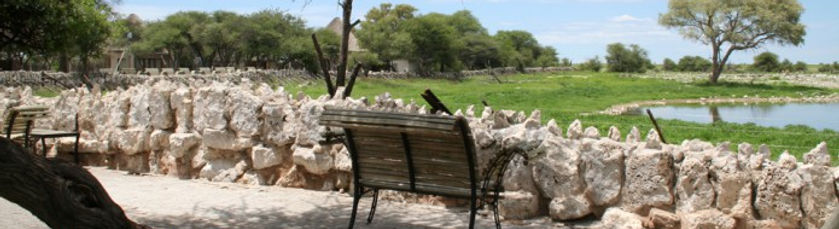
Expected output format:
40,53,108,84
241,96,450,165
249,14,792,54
326,17,363,52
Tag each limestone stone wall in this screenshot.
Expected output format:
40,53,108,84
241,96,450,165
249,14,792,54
1,82,837,229
0,67,573,90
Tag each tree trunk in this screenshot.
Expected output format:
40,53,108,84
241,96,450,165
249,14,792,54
336,0,355,87
0,137,147,229
59,52,70,73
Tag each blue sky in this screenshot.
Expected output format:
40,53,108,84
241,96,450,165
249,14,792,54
115,0,839,64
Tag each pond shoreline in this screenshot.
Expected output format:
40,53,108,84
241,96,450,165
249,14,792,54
596,94,839,115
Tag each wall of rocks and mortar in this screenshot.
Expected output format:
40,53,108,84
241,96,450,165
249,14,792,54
1,81,837,229
0,67,573,90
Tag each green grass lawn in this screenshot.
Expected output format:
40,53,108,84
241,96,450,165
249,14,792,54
291,72,839,163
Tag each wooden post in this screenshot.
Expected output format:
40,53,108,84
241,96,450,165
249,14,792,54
311,33,335,97
421,89,452,115
646,109,667,144
343,63,362,99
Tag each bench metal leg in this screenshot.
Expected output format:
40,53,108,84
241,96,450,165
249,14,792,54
469,195,477,229
73,134,80,164
40,138,47,157
348,185,361,229
366,188,379,224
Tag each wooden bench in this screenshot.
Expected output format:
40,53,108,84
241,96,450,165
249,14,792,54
3,105,80,164
319,106,504,229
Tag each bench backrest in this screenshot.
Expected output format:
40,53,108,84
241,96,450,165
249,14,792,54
319,107,478,198
3,106,49,138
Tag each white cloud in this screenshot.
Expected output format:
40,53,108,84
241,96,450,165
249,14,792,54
536,19,675,45
611,14,647,23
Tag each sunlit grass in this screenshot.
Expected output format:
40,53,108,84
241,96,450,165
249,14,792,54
290,72,839,163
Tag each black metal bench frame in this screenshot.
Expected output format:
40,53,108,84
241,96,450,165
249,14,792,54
320,107,519,229
4,106,80,164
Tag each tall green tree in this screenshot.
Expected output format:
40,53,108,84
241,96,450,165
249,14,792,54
677,56,712,72
605,43,652,73
403,13,459,74
659,0,806,83
356,3,416,70
494,30,540,70
752,52,779,72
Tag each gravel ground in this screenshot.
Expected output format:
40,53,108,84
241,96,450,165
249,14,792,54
0,167,568,229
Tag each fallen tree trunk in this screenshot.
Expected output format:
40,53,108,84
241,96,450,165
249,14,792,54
0,137,146,229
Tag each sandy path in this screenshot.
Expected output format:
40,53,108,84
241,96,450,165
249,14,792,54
1,167,560,229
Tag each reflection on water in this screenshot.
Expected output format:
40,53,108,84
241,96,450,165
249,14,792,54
626,103,839,131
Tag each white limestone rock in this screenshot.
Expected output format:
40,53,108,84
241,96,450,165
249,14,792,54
626,126,640,144
645,129,661,150
620,147,674,215
168,132,201,158
545,119,562,137
600,207,645,229
250,144,283,170
202,128,253,151
531,137,584,199
498,191,541,220
116,128,150,155
193,83,228,132
549,195,592,220
333,146,352,172
149,81,175,130
754,164,804,229
581,139,625,206
566,120,582,139
647,208,679,229
680,209,736,229
227,88,263,137
583,126,600,139
260,102,295,146
292,145,333,175
127,87,152,128
169,88,193,133
675,158,715,213
798,164,839,229
803,142,830,167
148,129,172,151
503,155,538,193
607,126,621,141
778,151,798,170
200,158,249,183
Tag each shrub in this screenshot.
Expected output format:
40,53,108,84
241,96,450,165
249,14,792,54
578,56,603,72
662,58,677,71
605,43,652,73
778,59,793,72
753,52,780,72
793,61,808,72
677,56,712,72
560,58,572,67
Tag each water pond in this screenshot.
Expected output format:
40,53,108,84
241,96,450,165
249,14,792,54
625,103,839,131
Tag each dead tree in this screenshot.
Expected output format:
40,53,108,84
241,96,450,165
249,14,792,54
0,137,147,229
312,0,363,99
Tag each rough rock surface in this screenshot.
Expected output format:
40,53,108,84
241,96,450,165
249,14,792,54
250,144,283,170
680,209,736,229
675,158,714,213
498,191,541,220
292,146,333,175
168,133,201,158
600,207,645,229
549,195,592,220
647,208,679,229
754,164,804,229
798,164,838,229
581,139,624,206
620,146,674,215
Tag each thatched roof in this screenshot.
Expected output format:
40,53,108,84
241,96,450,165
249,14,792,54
326,17,363,52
